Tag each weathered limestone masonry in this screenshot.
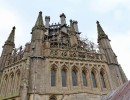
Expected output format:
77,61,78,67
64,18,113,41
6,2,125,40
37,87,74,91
0,11,127,100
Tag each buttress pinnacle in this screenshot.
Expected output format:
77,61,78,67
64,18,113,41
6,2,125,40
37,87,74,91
32,11,46,31
96,21,109,42
7,26,15,43
35,11,44,26
96,21,105,35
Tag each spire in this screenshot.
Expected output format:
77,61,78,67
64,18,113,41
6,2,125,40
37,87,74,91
97,21,106,35
32,11,46,31
6,26,15,43
96,21,109,42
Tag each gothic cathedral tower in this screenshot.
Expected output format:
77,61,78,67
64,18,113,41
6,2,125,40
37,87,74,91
0,12,127,100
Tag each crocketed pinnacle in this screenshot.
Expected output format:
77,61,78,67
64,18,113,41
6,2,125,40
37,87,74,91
35,11,43,26
96,21,109,42
7,26,15,43
96,21,105,35
32,11,46,31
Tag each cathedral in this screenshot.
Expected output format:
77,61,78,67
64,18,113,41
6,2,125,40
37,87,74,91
0,11,128,100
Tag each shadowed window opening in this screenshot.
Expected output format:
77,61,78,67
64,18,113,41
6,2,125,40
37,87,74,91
62,68,67,87
72,69,77,86
82,71,87,86
51,68,56,86
91,71,97,88
100,72,106,88
50,96,56,100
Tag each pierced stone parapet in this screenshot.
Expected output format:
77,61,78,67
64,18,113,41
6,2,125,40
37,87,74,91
5,46,24,66
50,48,104,62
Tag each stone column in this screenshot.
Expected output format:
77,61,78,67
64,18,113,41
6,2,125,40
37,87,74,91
21,59,30,100
21,83,28,100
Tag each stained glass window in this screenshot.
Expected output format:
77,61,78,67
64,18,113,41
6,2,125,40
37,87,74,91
62,69,67,87
51,69,56,86
82,71,87,86
72,70,77,86
91,71,97,88
100,72,106,88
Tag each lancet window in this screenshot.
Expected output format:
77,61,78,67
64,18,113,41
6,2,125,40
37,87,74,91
72,68,78,86
62,68,67,87
100,70,106,88
82,71,87,86
51,67,57,86
91,71,97,88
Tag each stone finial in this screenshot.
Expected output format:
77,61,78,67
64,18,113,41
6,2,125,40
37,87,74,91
39,11,42,14
96,21,99,24
13,26,16,30
73,20,79,33
73,20,80,39
73,21,78,24
69,20,78,47
70,19,73,23
60,13,66,18
70,20,75,33
45,16,50,28
45,16,50,21
60,13,66,26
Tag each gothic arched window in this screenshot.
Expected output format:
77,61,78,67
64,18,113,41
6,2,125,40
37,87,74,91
100,71,106,88
51,68,56,86
91,71,97,88
82,71,87,86
72,69,77,86
62,68,67,87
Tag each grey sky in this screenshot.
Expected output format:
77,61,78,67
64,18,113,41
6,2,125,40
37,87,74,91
0,0,130,79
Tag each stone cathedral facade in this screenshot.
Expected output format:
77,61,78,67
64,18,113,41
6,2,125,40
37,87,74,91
0,12,128,100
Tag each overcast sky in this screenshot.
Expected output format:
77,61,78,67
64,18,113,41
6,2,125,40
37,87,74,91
0,0,130,80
